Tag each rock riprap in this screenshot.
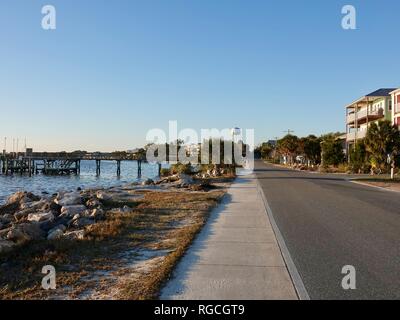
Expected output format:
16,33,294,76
0,189,108,252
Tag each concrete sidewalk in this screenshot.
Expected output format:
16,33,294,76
160,174,298,300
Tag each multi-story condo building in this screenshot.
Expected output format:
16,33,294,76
391,88,400,129
345,88,395,153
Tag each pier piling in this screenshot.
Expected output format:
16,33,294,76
117,160,121,177
138,160,142,178
96,160,101,176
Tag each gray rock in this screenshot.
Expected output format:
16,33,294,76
55,192,82,206
19,199,48,211
47,229,64,240
49,202,62,215
38,219,58,232
96,191,112,201
1,214,14,224
48,224,67,235
27,212,54,222
178,174,193,185
60,205,86,217
6,191,40,206
86,198,102,209
62,230,85,240
7,228,30,243
6,223,45,242
141,178,154,186
0,227,11,238
0,240,15,254
90,208,105,219
72,218,94,228
55,217,69,228
14,208,35,220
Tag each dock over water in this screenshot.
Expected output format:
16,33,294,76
0,151,159,177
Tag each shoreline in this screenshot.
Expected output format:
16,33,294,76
0,174,233,299
0,162,162,206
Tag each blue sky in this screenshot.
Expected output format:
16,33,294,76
0,0,399,151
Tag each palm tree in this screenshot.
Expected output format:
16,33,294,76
365,120,400,177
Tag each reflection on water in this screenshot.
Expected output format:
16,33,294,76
0,160,161,204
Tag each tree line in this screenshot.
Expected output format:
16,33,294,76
255,120,400,177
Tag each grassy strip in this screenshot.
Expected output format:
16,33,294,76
0,187,227,300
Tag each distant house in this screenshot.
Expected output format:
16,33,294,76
391,88,400,129
345,88,396,154
184,143,201,157
267,140,277,147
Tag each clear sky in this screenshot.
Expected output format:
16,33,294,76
1,0,399,152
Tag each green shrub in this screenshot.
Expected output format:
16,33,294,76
160,168,171,176
349,140,369,173
170,163,192,175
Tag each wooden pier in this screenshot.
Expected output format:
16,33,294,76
0,151,157,177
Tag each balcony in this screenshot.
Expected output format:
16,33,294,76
395,104,400,114
347,112,355,123
346,108,384,124
347,130,367,141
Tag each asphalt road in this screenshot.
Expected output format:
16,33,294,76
255,160,400,299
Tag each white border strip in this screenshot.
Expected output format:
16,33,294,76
350,180,400,193
256,179,310,300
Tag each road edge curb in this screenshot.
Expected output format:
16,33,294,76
256,178,310,300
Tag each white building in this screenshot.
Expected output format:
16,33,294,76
345,88,395,153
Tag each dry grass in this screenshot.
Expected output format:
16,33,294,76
0,186,228,300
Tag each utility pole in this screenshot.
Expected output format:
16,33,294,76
283,129,294,135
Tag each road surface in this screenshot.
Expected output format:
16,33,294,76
255,160,400,299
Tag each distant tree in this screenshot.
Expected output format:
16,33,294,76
300,135,321,165
321,134,345,166
277,135,299,165
111,151,127,158
135,148,147,160
255,142,274,160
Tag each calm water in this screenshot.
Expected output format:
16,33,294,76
0,160,162,205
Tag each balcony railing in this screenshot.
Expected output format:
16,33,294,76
395,104,400,114
347,113,355,123
347,130,367,141
346,108,384,123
